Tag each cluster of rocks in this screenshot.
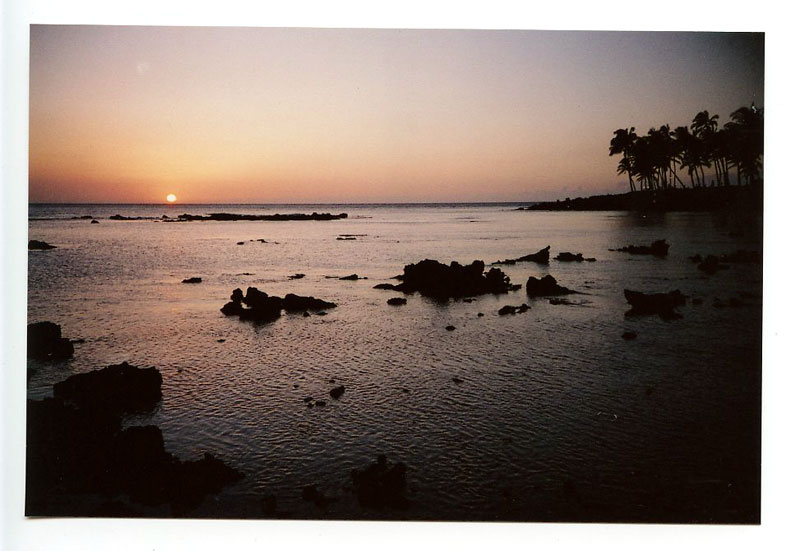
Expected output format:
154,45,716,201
109,214,150,220
177,212,347,221
498,304,531,315
493,246,550,265
612,239,670,256
27,321,74,361
26,362,242,517
221,287,336,322
526,275,575,298
28,240,56,250
624,289,687,320
375,259,519,300
555,252,596,262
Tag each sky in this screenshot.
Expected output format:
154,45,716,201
28,27,764,203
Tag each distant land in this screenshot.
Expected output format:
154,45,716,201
520,186,763,212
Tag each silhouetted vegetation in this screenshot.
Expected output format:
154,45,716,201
609,105,763,190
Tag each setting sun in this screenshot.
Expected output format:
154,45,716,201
166,193,177,203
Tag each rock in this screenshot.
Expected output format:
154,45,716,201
217,338,226,342
373,283,397,290
28,240,56,250
555,252,585,262
622,331,638,340
53,361,163,416
178,212,347,221
181,277,202,283
351,455,409,509
613,239,669,256
315,400,327,407
384,259,517,300
526,275,575,297
289,273,305,279
90,219,99,224
624,289,687,320
282,293,337,311
109,214,147,220
477,312,484,317
27,321,74,361
493,246,550,266
303,396,314,403
221,287,335,322
316,311,328,316
236,241,245,245
387,297,407,306
337,237,357,241
339,274,361,280
498,304,530,315
329,385,345,400
445,325,456,331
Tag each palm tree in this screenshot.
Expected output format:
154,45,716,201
691,110,723,186
724,104,764,185
609,128,638,192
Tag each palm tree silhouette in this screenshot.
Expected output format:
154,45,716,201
609,128,638,191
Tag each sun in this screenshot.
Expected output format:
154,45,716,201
166,193,177,203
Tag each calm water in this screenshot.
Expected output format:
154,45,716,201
27,203,762,522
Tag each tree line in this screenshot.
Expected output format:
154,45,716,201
609,105,764,191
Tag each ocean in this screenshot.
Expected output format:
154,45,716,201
26,203,762,522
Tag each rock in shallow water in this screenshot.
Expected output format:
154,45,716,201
377,259,517,300
526,275,575,297
27,321,74,361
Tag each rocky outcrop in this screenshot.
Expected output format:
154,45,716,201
624,289,687,320
555,252,596,262
525,275,575,297
26,363,242,517
221,287,336,322
28,240,56,250
493,246,550,265
350,455,408,509
376,259,518,300
177,212,347,221
27,321,74,361
612,239,669,256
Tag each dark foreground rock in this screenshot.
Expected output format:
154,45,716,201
493,246,550,265
221,287,336,322
28,240,56,250
526,275,575,297
26,363,242,517
27,321,74,361
387,297,407,306
351,455,409,509
329,385,346,400
177,212,347,221
182,277,202,283
339,274,365,280
624,289,687,320
612,239,669,256
377,259,518,300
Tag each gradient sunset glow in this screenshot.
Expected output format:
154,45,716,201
29,26,764,204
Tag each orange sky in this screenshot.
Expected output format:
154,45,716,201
29,27,764,203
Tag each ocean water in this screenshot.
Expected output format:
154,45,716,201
26,203,762,522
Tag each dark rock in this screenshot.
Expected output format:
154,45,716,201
493,246,550,266
387,297,407,306
329,385,345,400
339,274,361,280
385,259,516,300
445,325,456,331
613,239,669,256
109,214,147,220
351,455,408,509
90,219,100,224
622,331,638,340
217,338,226,342
28,240,56,250
555,252,586,262
282,293,337,312
27,321,74,360
316,311,328,316
53,362,162,416
526,275,575,297
181,277,202,284
70,338,86,344
498,304,530,315
477,312,484,317
178,212,347,222
624,289,687,320
315,400,327,407
303,396,314,403
337,237,357,240
289,273,305,279
373,283,397,290
463,298,474,303
236,241,245,245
